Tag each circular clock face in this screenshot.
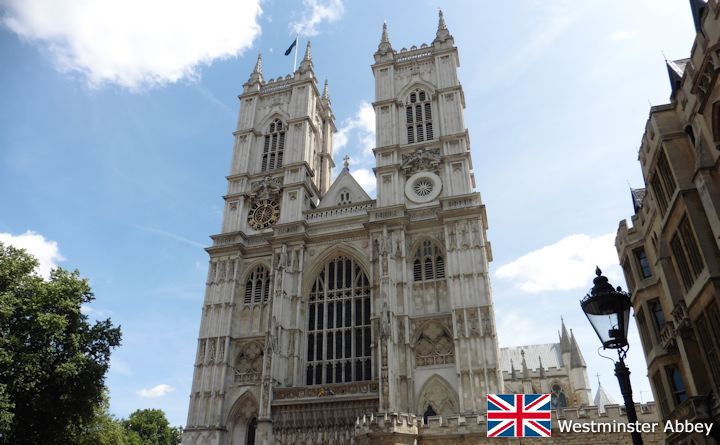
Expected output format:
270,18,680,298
248,199,280,230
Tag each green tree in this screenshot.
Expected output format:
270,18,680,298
0,242,122,445
124,409,182,445
69,392,130,445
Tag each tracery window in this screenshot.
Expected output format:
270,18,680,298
244,266,270,304
337,189,352,206
406,89,433,144
262,119,285,171
306,256,372,385
413,240,445,282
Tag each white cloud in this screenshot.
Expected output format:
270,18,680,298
0,0,262,89
495,233,623,293
610,29,638,41
290,0,344,37
80,304,111,318
351,168,376,194
137,383,175,398
335,101,375,156
0,230,64,279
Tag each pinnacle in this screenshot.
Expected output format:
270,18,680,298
438,9,447,30
303,41,312,61
322,79,330,101
253,52,263,74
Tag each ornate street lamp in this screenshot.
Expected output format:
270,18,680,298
580,267,643,445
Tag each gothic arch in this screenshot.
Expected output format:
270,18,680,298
239,260,272,283
301,243,371,296
408,236,446,258
413,320,455,367
416,374,459,417
398,80,438,101
257,111,291,132
226,391,259,445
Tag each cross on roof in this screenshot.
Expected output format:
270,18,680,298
343,154,350,169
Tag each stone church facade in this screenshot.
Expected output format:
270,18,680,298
182,12,660,445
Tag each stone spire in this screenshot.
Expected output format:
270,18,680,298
593,376,616,415
298,41,314,74
510,359,516,380
689,0,708,33
247,52,263,84
376,21,393,56
569,329,586,368
433,9,453,45
538,355,545,379
559,318,571,354
521,350,529,379
322,79,330,103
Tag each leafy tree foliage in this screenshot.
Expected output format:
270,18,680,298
0,242,122,444
124,409,182,445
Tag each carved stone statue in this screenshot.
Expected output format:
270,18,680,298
400,147,441,175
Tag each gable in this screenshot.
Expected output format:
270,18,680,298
317,169,372,208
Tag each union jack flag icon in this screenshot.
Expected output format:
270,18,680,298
486,394,552,438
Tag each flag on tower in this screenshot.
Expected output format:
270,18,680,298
486,394,552,438
284,37,298,56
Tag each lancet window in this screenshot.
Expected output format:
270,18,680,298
306,256,372,385
406,89,434,144
261,119,285,171
244,266,270,304
413,240,445,282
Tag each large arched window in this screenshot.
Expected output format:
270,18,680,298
262,119,285,171
413,240,445,282
306,256,372,385
244,266,270,304
406,89,433,144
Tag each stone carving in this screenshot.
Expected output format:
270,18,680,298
415,321,455,366
234,341,264,383
277,243,288,270
417,375,458,417
250,175,282,200
401,147,441,175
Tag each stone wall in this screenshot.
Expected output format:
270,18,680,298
355,403,665,445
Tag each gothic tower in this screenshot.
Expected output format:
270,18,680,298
183,12,503,445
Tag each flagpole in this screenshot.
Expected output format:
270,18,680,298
293,35,299,72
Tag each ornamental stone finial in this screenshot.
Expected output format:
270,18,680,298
433,10,452,45
247,52,263,84
322,79,330,102
303,40,312,61
343,154,350,170
438,9,447,30
376,21,393,56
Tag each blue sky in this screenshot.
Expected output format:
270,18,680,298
0,0,698,426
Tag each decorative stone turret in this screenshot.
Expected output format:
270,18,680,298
297,41,314,76
374,21,394,62
433,10,453,46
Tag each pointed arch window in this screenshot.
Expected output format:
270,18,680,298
413,240,445,282
246,417,257,445
244,266,270,304
306,256,372,385
406,89,434,144
262,119,285,171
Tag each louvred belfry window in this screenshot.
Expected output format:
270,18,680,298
306,256,372,385
262,119,285,172
244,266,270,304
413,240,445,282
406,89,434,144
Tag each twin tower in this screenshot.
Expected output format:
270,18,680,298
183,12,503,445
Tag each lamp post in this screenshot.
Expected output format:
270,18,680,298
580,267,643,445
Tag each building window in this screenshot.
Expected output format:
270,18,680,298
650,150,676,214
550,384,567,409
635,308,652,353
696,301,720,392
634,248,652,279
244,266,270,304
262,119,285,171
653,372,670,417
337,189,352,206
665,366,688,405
649,299,666,337
712,102,720,146
621,258,635,293
406,89,434,144
423,405,437,424
413,240,445,282
306,256,371,385
247,417,257,445
671,216,705,291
